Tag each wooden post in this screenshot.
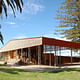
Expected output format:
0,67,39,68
16,50,18,60
8,51,10,60
54,46,56,66
49,46,52,66
49,53,51,66
28,47,31,59
4,52,6,61
59,47,61,65
2,52,5,61
44,45,46,65
2,52,4,61
38,45,41,65
56,47,58,65
26,49,28,58
44,54,46,65
21,49,23,61
71,48,72,64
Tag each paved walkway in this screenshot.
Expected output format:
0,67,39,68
10,64,80,72
1,61,80,72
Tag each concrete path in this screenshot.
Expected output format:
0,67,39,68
10,64,80,72
1,61,80,72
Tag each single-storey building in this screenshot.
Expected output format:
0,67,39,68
0,37,80,66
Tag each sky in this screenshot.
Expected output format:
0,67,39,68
0,0,64,47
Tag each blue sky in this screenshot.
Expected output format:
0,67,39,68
0,0,64,47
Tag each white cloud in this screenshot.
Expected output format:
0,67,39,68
5,22,16,25
43,33,54,38
14,34,27,39
4,0,44,16
54,37,71,41
6,0,44,20
43,33,71,41
23,0,44,15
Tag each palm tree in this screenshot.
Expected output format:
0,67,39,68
0,0,23,44
0,0,23,17
0,24,3,44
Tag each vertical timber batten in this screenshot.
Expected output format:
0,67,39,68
49,53,51,66
49,46,52,66
54,46,56,66
71,48,72,64
38,45,41,65
8,51,10,61
21,49,23,61
59,47,61,65
44,45,46,65
56,47,58,65
16,50,18,60
28,47,31,60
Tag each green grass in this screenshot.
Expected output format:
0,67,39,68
0,66,80,80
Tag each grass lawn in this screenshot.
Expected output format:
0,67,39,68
0,66,80,80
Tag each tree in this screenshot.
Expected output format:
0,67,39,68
0,0,23,17
0,0,23,44
56,0,80,42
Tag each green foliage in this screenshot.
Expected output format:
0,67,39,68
56,0,80,42
0,25,3,44
0,0,23,17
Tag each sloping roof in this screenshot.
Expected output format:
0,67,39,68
42,37,80,49
0,37,42,52
1,37,80,53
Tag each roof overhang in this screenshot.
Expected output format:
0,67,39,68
1,37,80,53
0,37,42,52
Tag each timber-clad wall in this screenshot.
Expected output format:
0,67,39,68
41,53,80,65
61,56,80,64
41,54,54,65
3,50,19,62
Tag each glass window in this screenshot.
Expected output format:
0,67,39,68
43,45,55,54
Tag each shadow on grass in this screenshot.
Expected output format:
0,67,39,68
44,68,80,73
0,64,7,66
0,67,28,74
